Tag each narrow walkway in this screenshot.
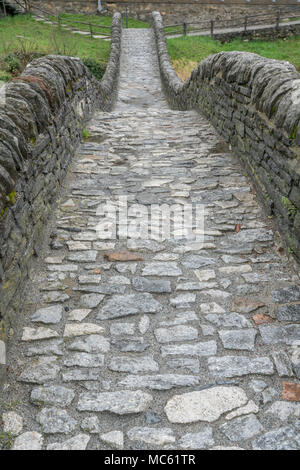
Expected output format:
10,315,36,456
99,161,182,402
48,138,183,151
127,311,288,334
1,29,300,451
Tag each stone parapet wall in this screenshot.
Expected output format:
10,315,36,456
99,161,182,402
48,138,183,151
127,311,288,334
0,12,122,385
152,11,300,262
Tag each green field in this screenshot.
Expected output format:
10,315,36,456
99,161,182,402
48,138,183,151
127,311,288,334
167,35,300,81
51,12,149,33
0,14,111,82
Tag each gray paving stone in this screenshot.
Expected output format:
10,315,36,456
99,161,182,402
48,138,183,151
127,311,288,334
64,352,105,368
221,414,263,441
31,385,75,407
208,356,274,378
219,329,257,351
108,356,159,373
161,341,217,357
272,286,300,302
36,407,77,433
25,339,64,357
182,255,215,269
98,293,162,320
68,335,110,353
119,374,200,390
132,277,171,293
18,357,60,384
12,432,43,450
259,324,300,345
47,434,90,450
142,262,182,276
252,422,300,450
81,416,100,433
30,305,63,324
275,304,300,322
127,427,175,446
155,325,198,343
179,428,214,449
272,351,294,377
205,313,251,328
77,390,153,414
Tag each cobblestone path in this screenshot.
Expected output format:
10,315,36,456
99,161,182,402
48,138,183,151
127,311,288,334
1,29,300,450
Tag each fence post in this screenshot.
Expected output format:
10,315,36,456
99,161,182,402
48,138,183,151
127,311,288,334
244,16,247,33
125,7,128,28
2,0,7,16
183,21,187,36
90,23,93,38
210,20,214,37
276,10,280,30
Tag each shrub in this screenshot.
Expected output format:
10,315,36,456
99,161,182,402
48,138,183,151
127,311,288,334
82,58,105,81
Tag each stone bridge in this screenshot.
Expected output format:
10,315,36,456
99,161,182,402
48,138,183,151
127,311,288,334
0,11,299,450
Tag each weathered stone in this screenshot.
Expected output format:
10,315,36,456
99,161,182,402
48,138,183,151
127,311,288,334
77,390,153,414
110,322,135,335
221,414,263,441
178,428,214,449
108,356,159,373
252,422,300,450
98,293,162,320
12,432,43,450
266,401,300,420
36,407,77,433
63,323,105,337
253,313,274,325
132,277,171,293
272,351,294,377
30,305,63,324
81,416,100,433
100,430,124,449
161,341,217,357
21,327,59,341
165,386,248,423
142,262,182,276
225,400,259,420
47,434,90,450
231,297,264,313
259,324,300,345
31,385,75,407
208,356,274,378
281,382,300,401
64,352,105,368
218,329,257,351
42,291,69,303
25,339,63,357
170,293,196,306
275,304,300,322
205,313,251,328
166,357,200,373
18,356,60,384
80,294,104,308
139,315,150,334
182,255,215,269
119,374,200,390
62,368,99,382
155,325,198,343
68,335,110,353
272,286,300,302
2,412,23,436
127,427,175,446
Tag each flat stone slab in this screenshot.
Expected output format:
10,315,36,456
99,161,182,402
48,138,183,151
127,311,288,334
161,341,217,357
179,428,214,449
47,434,90,450
208,356,274,378
252,422,300,450
31,385,75,407
108,356,159,373
275,304,300,322
30,305,63,324
141,262,182,276
218,329,257,351
18,357,60,384
221,414,264,441
119,374,200,390
164,386,248,423
132,277,171,293
68,335,110,353
98,293,162,320
154,325,198,343
12,432,43,450
127,427,175,446
77,390,153,414
36,407,77,433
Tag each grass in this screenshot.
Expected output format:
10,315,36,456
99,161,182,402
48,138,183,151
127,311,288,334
167,34,300,81
51,12,149,33
0,14,111,81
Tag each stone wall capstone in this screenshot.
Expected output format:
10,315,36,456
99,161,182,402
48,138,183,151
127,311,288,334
152,11,300,262
0,12,122,385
